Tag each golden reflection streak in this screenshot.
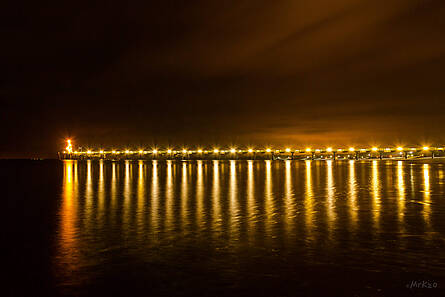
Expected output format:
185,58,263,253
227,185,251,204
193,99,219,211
229,160,239,240
165,161,173,232
371,160,381,230
123,161,131,230
326,160,335,235
85,160,93,230
439,168,444,188
397,161,405,227
137,161,145,235
196,161,204,230
423,164,431,226
181,162,189,232
151,160,160,234
98,160,105,225
74,161,78,184
66,161,73,183
284,160,295,237
247,161,256,243
212,160,221,234
305,160,314,236
348,160,358,231
111,162,117,223
59,161,78,271
264,160,274,238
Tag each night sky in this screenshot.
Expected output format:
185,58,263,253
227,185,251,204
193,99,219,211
2,1,445,158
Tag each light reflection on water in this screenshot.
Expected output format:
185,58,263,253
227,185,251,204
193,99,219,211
371,160,381,231
304,160,314,238
397,161,405,228
348,160,358,231
57,160,445,294
229,160,239,242
424,164,431,227
284,160,296,239
59,161,77,272
247,160,256,243
212,160,221,236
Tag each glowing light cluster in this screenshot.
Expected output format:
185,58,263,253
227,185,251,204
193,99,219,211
64,139,442,155
65,139,73,154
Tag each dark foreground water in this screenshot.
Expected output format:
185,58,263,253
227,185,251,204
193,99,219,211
4,159,445,297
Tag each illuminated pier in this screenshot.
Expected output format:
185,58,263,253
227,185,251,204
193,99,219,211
59,140,445,161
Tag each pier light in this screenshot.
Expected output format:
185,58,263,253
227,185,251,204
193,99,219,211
125,150,130,154
152,149,158,154
182,149,188,154
65,139,73,154
337,149,343,152
214,149,219,153
230,148,236,153
167,149,172,154
305,148,311,152
87,150,92,154
397,147,404,151
423,146,430,151
139,150,143,154
372,147,378,152
248,149,253,153
315,149,320,152
326,147,333,152
198,149,203,153
285,148,291,153
266,148,272,153
349,147,355,152
112,150,116,154
100,150,104,154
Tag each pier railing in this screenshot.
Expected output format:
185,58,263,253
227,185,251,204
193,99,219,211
58,147,445,161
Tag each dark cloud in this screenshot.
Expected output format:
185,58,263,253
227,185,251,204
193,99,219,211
2,0,445,157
